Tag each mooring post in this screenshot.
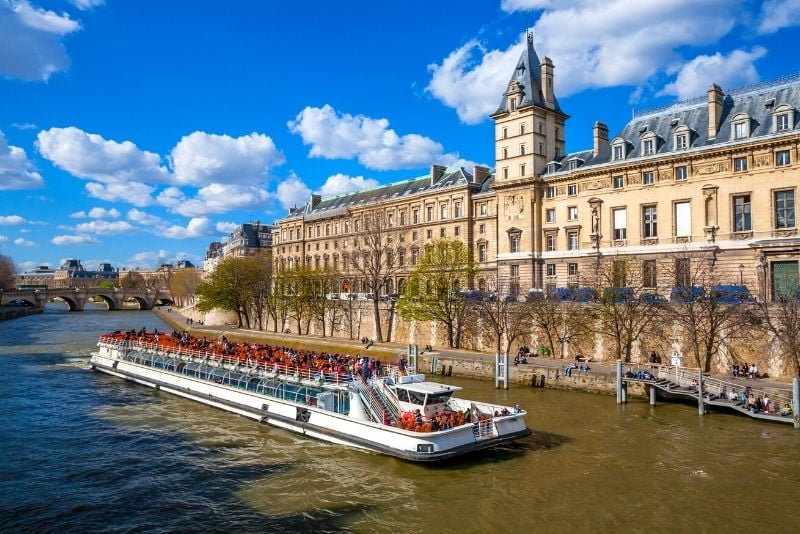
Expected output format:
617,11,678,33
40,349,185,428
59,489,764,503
495,352,508,389
793,377,799,429
697,368,705,416
650,384,657,406
616,360,623,404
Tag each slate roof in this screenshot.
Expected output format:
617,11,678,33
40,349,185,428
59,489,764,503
493,33,565,116
287,167,490,218
548,73,800,175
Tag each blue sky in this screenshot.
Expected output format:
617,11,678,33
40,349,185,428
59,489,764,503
2,0,799,272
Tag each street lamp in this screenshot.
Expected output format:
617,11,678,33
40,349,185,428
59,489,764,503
738,263,744,285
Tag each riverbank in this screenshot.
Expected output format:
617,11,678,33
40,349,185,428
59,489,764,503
152,306,792,400
0,306,43,321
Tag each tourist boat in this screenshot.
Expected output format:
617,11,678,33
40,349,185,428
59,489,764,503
90,332,531,462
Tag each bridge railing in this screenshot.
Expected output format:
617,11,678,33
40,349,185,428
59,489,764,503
622,362,792,411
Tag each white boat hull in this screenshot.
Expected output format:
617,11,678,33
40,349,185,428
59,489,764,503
91,343,531,462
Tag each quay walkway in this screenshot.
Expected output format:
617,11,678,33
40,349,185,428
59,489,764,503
619,362,800,427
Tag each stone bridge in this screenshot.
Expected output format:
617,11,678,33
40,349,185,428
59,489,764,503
0,287,172,311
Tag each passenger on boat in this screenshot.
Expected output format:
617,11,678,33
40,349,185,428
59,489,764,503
513,404,521,414
780,404,792,417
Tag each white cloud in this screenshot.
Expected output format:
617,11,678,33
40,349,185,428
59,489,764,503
85,181,155,207
757,0,800,34
288,104,464,170
70,207,120,219
127,208,163,226
11,122,37,130
659,47,768,100
275,174,311,211
158,217,212,239
0,234,7,244
0,1,81,81
13,237,35,247
51,234,98,245
170,131,285,187
317,173,380,196
215,221,239,234
37,127,171,184
156,183,269,217
74,220,134,235
0,215,25,225
0,130,44,190
70,0,104,10
427,0,742,121
500,0,555,11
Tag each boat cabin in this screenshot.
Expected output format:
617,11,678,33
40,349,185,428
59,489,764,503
393,380,461,419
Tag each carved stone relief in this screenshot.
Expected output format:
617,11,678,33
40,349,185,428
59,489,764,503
755,154,771,168
658,170,671,182
694,161,728,175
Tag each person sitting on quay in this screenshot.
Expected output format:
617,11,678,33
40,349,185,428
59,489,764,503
563,363,577,377
763,394,771,414
779,403,793,417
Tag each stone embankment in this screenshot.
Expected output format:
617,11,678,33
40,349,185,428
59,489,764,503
0,306,43,321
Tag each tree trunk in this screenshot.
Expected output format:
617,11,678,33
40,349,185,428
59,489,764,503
372,298,383,342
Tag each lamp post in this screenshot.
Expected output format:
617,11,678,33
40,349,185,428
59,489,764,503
738,264,744,285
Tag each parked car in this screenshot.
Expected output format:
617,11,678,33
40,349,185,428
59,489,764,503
571,287,598,302
670,286,705,303
325,292,339,300
547,287,573,302
638,292,667,305
356,293,375,301
710,284,754,303
602,287,634,303
527,288,545,301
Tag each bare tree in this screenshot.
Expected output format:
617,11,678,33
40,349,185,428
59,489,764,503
472,275,531,354
592,256,666,363
527,297,593,359
756,269,800,376
663,254,760,372
0,254,16,290
168,269,202,307
347,209,403,342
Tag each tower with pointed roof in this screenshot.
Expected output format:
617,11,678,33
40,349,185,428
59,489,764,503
491,32,569,292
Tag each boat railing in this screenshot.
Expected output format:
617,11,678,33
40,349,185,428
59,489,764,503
352,374,392,424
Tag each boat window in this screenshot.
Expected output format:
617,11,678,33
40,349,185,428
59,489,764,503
427,391,454,405
396,389,410,402
407,390,426,405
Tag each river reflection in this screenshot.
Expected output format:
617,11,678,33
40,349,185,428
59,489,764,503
1,306,798,532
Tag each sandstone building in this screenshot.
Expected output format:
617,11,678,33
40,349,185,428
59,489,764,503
272,33,799,301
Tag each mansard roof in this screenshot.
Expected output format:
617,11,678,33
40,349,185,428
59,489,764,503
286,167,491,220
493,33,564,116
546,73,800,175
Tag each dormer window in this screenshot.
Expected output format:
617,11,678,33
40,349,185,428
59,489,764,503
611,138,626,161
567,159,583,171
546,161,561,174
773,104,795,132
673,125,691,150
731,113,751,140
640,131,658,156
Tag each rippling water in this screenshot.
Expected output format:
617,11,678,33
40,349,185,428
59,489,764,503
1,304,799,532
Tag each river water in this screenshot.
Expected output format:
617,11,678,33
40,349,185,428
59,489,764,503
1,304,799,533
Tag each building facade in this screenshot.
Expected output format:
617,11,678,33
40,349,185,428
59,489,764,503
272,34,799,300
204,222,276,273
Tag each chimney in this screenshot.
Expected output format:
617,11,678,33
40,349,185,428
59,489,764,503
592,121,609,157
707,83,724,139
541,57,554,106
310,193,321,210
472,165,490,184
430,164,447,185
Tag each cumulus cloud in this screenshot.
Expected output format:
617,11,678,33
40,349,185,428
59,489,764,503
427,0,743,121
13,237,35,246
288,104,464,170
74,220,134,235
659,47,768,100
0,0,81,81
156,183,269,217
275,174,311,211
0,130,45,190
215,221,239,234
0,215,25,225
85,181,155,207
127,208,162,226
37,127,170,184
51,234,98,245
317,174,381,196
757,0,800,34
158,217,212,239
70,207,120,219
170,131,285,186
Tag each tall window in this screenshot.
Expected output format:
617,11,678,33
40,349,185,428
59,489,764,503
643,260,657,288
613,175,624,189
502,127,507,139
520,163,526,177
567,184,577,196
675,201,691,237
520,144,526,156
568,231,578,250
510,265,520,295
440,228,446,237
510,233,520,253
642,139,655,155
479,223,485,234
413,209,419,224
643,205,658,238
400,211,406,226
776,113,790,131
568,263,578,276
440,203,448,219
503,167,509,179
734,157,748,172
398,249,405,267
675,258,690,288
546,234,556,251
775,190,796,228
545,208,556,223
546,186,556,198
675,133,688,149
478,243,487,263
613,144,624,160
480,203,487,216
675,166,687,181
546,264,556,277
613,208,627,240
643,171,655,185
426,206,433,221
520,123,526,135
411,249,419,265
502,147,508,159
454,202,462,218
733,121,748,139
733,194,751,232
776,150,791,166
